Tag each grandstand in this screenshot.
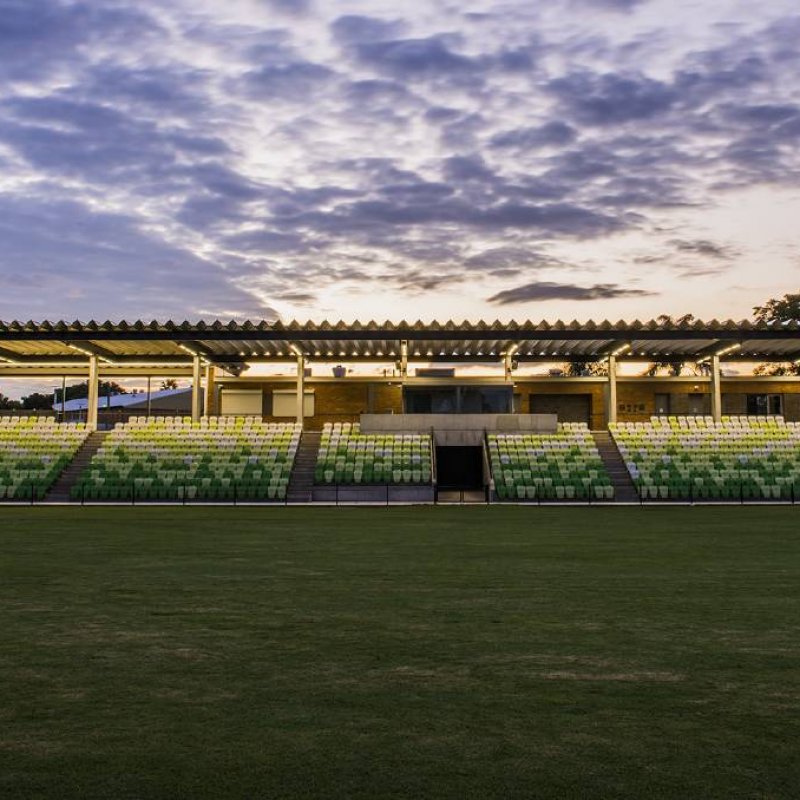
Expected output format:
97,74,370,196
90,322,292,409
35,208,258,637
0,318,798,503
611,415,800,501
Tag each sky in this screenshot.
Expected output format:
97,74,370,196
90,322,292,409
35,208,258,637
0,0,798,326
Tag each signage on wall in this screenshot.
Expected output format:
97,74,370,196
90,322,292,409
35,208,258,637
619,403,646,412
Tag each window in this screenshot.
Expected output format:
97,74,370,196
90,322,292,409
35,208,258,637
746,394,782,415
403,386,511,414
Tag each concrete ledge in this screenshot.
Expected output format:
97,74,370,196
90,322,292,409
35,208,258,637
312,485,435,503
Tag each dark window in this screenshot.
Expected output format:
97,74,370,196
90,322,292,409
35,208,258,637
404,386,511,414
654,393,670,415
746,394,782,415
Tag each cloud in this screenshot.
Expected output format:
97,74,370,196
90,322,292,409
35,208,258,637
0,194,273,319
242,62,336,100
353,36,480,78
547,71,677,125
262,0,312,15
487,281,655,304
490,122,577,149
669,239,739,259
330,15,405,44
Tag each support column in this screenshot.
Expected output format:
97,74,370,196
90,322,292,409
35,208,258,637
191,355,202,422
296,354,305,428
504,353,513,381
605,354,617,427
204,365,216,418
87,355,99,431
710,353,722,422
400,340,408,379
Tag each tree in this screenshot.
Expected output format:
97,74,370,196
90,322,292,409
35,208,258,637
753,292,800,324
160,379,179,391
752,291,800,376
0,392,21,410
641,314,700,376
21,392,54,410
561,360,608,377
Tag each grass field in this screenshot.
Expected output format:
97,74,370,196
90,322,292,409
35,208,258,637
2,507,799,799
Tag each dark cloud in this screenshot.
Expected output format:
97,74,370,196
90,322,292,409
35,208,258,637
0,193,272,319
0,96,229,188
242,62,336,100
465,248,566,271
262,0,312,15
490,122,577,149
488,281,655,304
572,0,646,10
353,36,480,78
442,154,495,182
669,239,739,259
330,15,405,44
0,0,162,81
548,71,676,125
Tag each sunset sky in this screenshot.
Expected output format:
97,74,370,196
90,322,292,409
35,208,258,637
0,0,798,324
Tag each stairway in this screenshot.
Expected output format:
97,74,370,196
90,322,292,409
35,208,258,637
592,431,640,503
45,431,109,503
287,431,321,503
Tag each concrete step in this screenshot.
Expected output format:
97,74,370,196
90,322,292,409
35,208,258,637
45,431,109,502
592,431,640,503
287,432,322,503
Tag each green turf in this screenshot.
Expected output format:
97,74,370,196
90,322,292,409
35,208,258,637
2,507,799,799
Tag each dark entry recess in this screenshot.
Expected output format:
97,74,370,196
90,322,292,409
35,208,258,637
435,446,483,490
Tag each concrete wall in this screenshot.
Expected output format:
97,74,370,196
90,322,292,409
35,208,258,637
360,413,558,433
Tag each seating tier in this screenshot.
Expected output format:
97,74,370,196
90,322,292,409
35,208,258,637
489,422,612,500
610,415,800,500
0,417,88,500
74,417,300,501
315,422,432,485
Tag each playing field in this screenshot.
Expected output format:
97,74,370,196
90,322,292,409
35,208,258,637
2,507,799,799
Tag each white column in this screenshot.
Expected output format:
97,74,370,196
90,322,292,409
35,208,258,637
204,365,216,418
296,354,305,427
605,354,617,427
400,340,408,379
87,355,99,431
191,355,202,422
504,353,513,381
710,353,722,422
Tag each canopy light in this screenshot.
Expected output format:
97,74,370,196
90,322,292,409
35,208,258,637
610,343,631,357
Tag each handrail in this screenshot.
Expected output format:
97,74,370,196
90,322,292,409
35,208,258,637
429,426,437,488
482,428,494,501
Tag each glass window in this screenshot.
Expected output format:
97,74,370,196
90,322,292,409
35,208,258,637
747,394,782,415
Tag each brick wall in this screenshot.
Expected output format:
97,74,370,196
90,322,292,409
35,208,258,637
216,378,800,428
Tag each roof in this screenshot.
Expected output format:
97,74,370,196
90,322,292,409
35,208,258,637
1,319,798,368
54,388,189,412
